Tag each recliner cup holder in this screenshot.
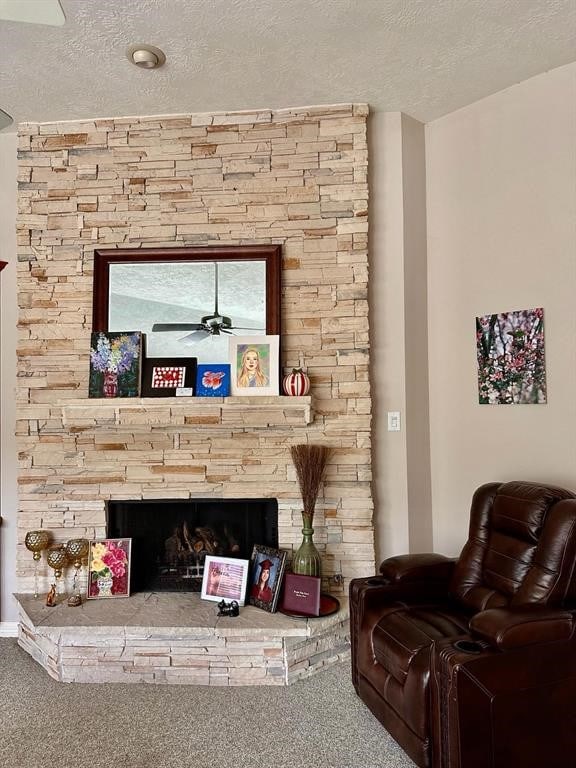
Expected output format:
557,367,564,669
453,639,483,654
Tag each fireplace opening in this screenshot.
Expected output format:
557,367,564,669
107,498,278,593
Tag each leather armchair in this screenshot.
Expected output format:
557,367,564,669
350,481,576,768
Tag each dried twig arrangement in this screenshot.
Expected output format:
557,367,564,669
290,444,333,524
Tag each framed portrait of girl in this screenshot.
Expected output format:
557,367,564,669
229,335,280,396
249,545,287,613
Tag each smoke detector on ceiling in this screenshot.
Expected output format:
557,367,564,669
126,44,166,70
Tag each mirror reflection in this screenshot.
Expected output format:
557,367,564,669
108,260,267,363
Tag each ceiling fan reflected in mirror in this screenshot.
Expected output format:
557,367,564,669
151,262,265,344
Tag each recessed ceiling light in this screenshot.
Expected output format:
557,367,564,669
126,44,166,70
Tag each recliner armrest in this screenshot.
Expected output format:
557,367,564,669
470,606,574,650
379,553,456,584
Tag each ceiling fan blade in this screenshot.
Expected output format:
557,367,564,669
152,323,204,332
180,329,211,345
0,108,13,131
226,326,266,331
0,0,65,26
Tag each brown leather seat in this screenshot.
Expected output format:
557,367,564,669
350,481,576,768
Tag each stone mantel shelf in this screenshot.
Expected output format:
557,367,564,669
19,395,313,430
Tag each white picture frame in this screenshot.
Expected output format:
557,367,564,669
200,555,250,605
229,335,280,396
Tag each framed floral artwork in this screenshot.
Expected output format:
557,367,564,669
229,335,279,396
476,307,546,404
195,363,231,396
248,545,287,613
89,331,142,398
200,555,249,605
141,357,197,397
87,538,132,599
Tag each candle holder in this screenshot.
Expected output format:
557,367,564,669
65,538,89,606
24,530,51,598
46,545,68,603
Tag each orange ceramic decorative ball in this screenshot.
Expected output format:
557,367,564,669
282,368,310,396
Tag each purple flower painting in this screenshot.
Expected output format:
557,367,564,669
476,308,546,404
89,331,142,398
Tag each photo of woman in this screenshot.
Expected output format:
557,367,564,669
249,546,287,613
250,558,274,602
229,335,280,396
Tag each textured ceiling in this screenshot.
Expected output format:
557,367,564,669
1,0,575,128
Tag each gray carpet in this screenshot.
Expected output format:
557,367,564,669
0,639,416,768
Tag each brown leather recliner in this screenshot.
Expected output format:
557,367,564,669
350,481,576,768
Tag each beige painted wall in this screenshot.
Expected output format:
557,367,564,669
401,114,432,553
0,134,18,628
369,112,410,563
427,61,576,555
370,112,432,565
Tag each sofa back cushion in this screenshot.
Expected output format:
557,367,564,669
450,481,576,612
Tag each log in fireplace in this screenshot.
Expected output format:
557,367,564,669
107,498,278,592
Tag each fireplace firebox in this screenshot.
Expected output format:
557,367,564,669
107,498,278,592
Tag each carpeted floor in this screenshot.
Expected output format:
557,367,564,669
0,638,416,768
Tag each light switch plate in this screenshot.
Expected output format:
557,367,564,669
387,411,401,431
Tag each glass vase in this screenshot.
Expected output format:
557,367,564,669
292,514,321,577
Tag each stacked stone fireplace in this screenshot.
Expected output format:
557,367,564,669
15,103,372,683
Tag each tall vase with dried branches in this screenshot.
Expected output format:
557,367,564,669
290,444,332,577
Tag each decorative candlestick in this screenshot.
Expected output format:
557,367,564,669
24,530,51,598
65,538,89,606
46,545,68,603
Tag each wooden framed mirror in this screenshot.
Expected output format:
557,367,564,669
92,245,281,364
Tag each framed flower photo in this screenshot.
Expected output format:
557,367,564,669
196,363,231,397
141,357,197,397
248,545,287,613
201,555,250,606
229,335,280,396
87,538,132,599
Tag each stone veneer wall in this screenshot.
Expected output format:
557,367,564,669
15,104,372,593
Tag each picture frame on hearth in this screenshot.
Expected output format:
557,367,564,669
141,357,197,397
201,555,250,606
229,335,280,396
87,538,132,599
248,545,287,613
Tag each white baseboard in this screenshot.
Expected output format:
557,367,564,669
0,621,18,637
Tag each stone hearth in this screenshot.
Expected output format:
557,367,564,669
16,593,350,686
